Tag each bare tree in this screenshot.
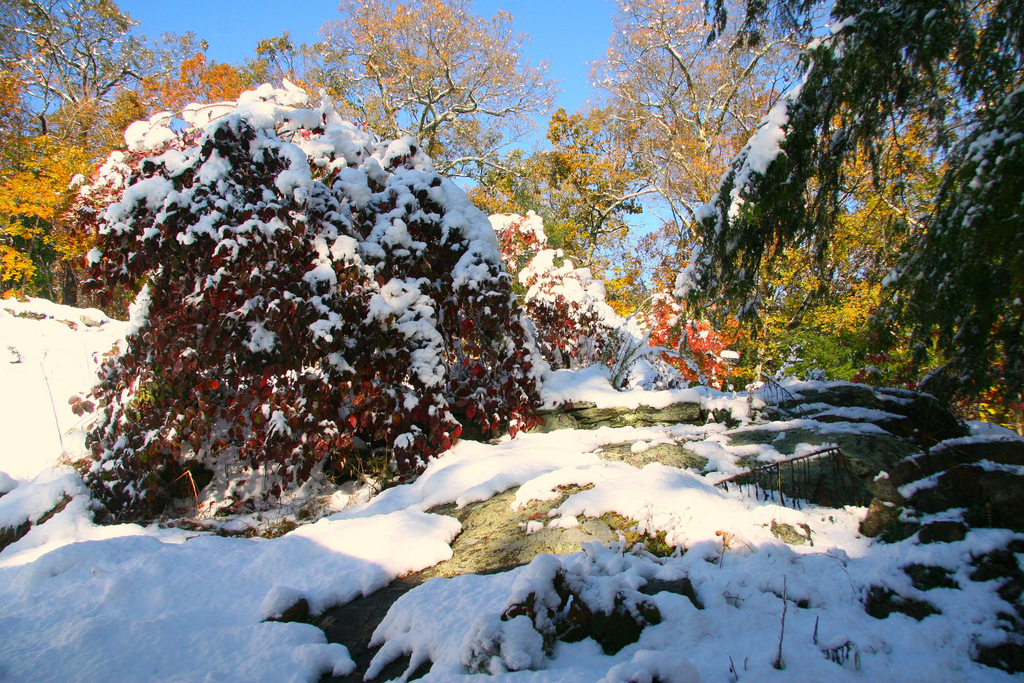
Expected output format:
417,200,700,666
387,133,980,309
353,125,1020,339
315,0,557,179
0,0,150,140
593,0,800,285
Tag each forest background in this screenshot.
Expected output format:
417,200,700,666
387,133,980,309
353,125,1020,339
1,0,1021,433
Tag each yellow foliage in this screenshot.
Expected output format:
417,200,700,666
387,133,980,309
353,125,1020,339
728,114,944,381
0,135,91,295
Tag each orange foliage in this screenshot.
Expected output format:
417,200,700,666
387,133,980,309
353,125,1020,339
141,53,246,113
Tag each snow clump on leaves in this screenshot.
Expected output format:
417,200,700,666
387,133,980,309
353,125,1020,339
72,84,544,521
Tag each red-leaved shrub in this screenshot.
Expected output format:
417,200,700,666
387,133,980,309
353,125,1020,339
490,212,626,372
644,294,736,389
71,85,542,520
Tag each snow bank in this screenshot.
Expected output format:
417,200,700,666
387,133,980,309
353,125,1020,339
0,499,459,681
540,364,755,419
4,296,1023,681
0,298,127,480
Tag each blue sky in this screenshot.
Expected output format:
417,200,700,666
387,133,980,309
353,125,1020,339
118,0,616,114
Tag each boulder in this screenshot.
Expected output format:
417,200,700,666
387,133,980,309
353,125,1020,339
771,383,966,448
0,494,72,553
726,429,915,508
859,499,904,538
532,401,703,433
890,438,1024,488
639,577,703,610
864,586,939,621
903,564,958,591
770,520,813,546
909,465,1024,531
596,442,708,471
917,521,968,544
426,488,618,576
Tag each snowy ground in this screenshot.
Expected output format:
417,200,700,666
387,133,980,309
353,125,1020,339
1,299,1022,682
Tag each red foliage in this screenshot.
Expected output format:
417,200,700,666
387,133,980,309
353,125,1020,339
644,294,736,389
517,253,622,370
72,101,541,520
491,210,547,273
493,212,624,370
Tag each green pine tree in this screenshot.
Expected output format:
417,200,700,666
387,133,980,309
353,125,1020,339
681,0,1024,405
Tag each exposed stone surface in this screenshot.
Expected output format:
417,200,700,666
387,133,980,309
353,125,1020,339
532,401,704,433
309,383,1016,681
639,577,703,610
909,466,1024,531
770,520,813,546
968,542,1024,674
727,428,916,508
0,494,72,553
596,441,708,471
316,577,425,683
864,586,939,621
317,486,619,682
903,564,958,591
890,438,1024,487
975,642,1024,675
859,499,905,538
917,521,968,544
267,598,310,624
494,570,662,658
424,488,617,577
771,384,967,448
0,519,31,553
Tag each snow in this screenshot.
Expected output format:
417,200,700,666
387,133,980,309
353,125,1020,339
726,90,797,221
490,210,547,247
519,250,622,331
0,502,461,681
3,301,1024,679
0,467,84,531
602,649,701,683
541,364,753,419
0,298,127,480
365,525,1023,683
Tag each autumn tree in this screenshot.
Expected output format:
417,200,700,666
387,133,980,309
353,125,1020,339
682,0,1024,408
140,36,247,113
238,32,322,89
0,134,90,299
315,0,556,180
0,70,28,171
721,118,944,385
0,0,153,303
469,106,654,313
594,0,799,289
539,107,653,303
0,66,93,300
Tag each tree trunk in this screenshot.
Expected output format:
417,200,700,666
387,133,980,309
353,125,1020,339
61,263,78,307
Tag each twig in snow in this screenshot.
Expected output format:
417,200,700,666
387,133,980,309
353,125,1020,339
172,470,200,516
773,576,788,670
40,360,64,450
728,656,740,681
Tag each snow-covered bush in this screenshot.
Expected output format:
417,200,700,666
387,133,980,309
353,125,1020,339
518,249,625,371
491,213,736,390
491,213,633,375
71,85,543,520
